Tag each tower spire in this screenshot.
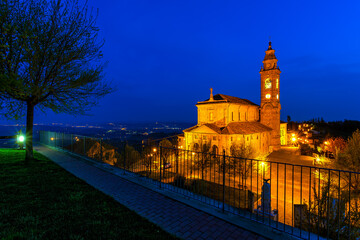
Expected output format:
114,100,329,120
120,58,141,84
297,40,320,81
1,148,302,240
209,88,214,101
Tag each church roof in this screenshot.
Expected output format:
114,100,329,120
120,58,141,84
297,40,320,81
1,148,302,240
222,122,272,134
183,123,222,134
197,94,258,106
184,122,272,135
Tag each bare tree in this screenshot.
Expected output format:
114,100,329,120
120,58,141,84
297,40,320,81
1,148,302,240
230,143,255,188
192,142,212,180
0,0,112,161
160,139,173,166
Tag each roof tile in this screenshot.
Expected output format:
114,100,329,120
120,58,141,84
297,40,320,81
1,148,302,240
221,122,272,134
184,122,272,135
197,94,258,106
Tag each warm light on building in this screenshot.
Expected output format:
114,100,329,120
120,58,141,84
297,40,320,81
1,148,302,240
259,161,268,173
183,41,284,155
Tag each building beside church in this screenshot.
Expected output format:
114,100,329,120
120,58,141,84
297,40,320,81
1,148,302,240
182,42,287,156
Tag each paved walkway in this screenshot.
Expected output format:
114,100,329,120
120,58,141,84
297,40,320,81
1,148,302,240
35,145,268,240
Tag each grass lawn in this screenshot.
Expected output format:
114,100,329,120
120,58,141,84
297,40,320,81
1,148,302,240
0,149,178,240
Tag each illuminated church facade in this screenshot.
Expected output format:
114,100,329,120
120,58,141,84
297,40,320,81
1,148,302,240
182,42,287,156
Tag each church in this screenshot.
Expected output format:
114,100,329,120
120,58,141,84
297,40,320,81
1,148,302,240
181,41,287,156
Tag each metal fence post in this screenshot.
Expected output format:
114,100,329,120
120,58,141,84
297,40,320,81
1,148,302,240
62,132,64,149
149,153,152,176
123,142,126,174
100,138,103,162
71,134,73,152
222,149,226,213
83,136,86,156
159,146,162,189
176,148,179,175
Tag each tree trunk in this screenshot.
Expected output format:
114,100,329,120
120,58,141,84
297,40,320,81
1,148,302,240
25,102,34,162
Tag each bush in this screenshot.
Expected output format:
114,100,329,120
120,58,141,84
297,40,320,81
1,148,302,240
173,175,186,188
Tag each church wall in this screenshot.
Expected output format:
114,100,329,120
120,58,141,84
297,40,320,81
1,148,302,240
197,103,229,127
198,103,260,126
185,130,271,158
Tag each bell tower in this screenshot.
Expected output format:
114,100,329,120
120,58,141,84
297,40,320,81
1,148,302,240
260,41,281,151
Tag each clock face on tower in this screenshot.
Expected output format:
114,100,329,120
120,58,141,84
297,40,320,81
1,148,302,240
265,79,272,89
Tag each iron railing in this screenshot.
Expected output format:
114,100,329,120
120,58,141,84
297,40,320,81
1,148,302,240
39,131,360,240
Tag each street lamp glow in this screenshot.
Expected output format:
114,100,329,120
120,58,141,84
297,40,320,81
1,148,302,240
153,148,157,152
18,135,25,142
291,137,296,142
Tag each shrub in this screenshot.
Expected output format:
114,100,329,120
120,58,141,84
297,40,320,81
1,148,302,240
173,175,186,188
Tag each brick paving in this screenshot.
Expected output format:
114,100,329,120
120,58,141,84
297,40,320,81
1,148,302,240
35,145,268,240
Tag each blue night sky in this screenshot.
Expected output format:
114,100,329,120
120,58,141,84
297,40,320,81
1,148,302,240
2,0,360,124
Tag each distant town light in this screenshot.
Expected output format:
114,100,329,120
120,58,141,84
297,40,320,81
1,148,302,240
324,141,329,145
153,148,157,152
50,137,54,141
